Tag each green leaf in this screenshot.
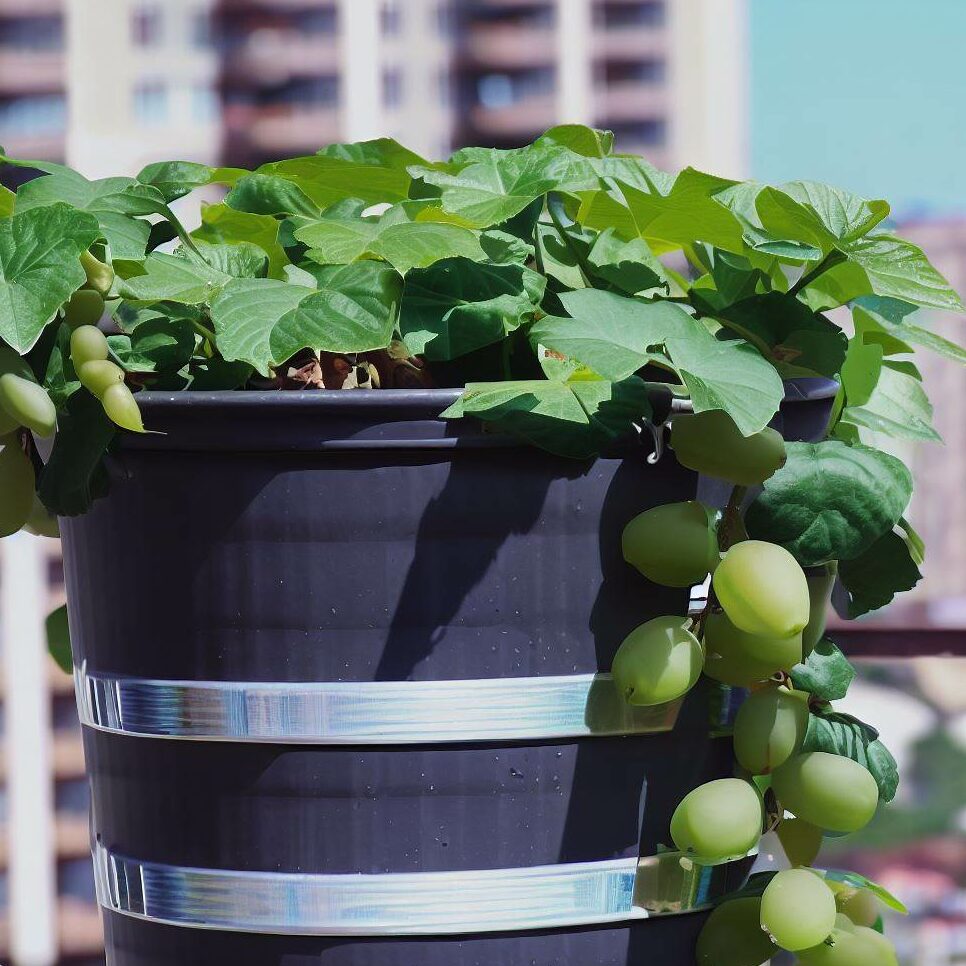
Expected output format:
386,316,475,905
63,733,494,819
789,638,855,701
712,872,778,904
820,870,908,915
13,165,170,259
38,390,115,516
443,376,652,459
840,331,883,407
714,291,847,378
192,203,290,280
536,124,614,158
225,173,322,217
535,221,594,289
746,441,913,566
297,211,486,275
399,258,545,360
268,261,402,363
116,252,232,304
531,289,694,381
837,529,922,618
412,145,600,228
41,323,81,409
615,168,746,254
0,185,14,218
897,514,925,565
802,708,898,802
137,160,247,201
586,228,669,296
46,604,72,674
317,136,429,170
664,324,786,435
841,362,940,442
842,233,965,313
108,316,196,374
211,261,401,374
854,297,966,365
0,203,101,352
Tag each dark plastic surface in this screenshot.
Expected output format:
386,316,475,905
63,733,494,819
60,383,836,965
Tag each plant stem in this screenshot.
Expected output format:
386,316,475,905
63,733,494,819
787,249,847,297
546,196,593,286
192,319,217,344
164,206,204,259
718,485,749,552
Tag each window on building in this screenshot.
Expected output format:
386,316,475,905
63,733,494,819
0,15,63,51
435,2,456,36
477,67,554,109
191,7,213,47
382,69,403,109
296,7,337,35
0,94,66,135
598,1,665,29
606,119,666,147
132,5,164,47
192,84,219,122
133,81,169,123
602,59,666,86
381,1,402,36
259,76,340,109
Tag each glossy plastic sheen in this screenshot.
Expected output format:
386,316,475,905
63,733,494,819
61,382,837,965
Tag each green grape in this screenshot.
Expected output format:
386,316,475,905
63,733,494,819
78,360,125,399
713,540,810,638
733,685,809,775
24,494,59,538
776,817,823,867
0,374,57,437
101,383,145,433
669,778,763,864
803,567,837,656
621,501,719,588
0,434,35,537
80,249,114,295
670,410,786,486
852,927,899,966
798,926,895,965
695,897,776,966
760,868,836,951
70,324,110,366
835,887,880,928
611,615,704,707
702,610,801,687
771,753,880,833
63,289,105,330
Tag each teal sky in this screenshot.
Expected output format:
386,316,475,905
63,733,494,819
750,0,966,218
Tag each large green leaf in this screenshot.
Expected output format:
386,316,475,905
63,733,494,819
536,124,614,158
714,291,847,378
225,174,322,217
443,376,652,458
211,262,401,374
399,258,545,360
268,261,401,363
297,210,485,275
0,203,100,352
837,529,922,618
137,160,247,202
317,137,429,169
746,441,913,566
192,203,290,279
842,233,965,313
585,228,668,295
108,316,196,374
116,252,232,305
412,145,600,228
664,324,785,435
613,168,746,254
13,165,170,259
531,289,693,381
841,362,940,442
854,297,966,365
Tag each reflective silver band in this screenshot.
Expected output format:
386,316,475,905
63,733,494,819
94,843,745,936
75,665,681,745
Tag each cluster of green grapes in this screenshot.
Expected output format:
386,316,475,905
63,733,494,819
613,410,898,966
0,249,142,539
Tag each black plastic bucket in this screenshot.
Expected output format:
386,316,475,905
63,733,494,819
61,380,837,965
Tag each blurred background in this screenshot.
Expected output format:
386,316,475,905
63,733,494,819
0,0,963,963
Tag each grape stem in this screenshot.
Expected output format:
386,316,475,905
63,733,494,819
696,485,748,639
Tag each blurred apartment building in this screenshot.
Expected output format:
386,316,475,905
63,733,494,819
0,0,748,175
